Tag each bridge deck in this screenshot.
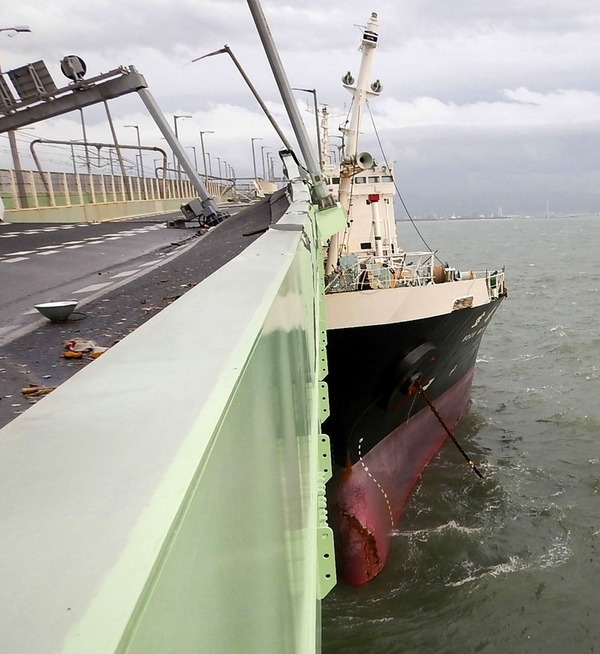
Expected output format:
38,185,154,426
0,192,288,429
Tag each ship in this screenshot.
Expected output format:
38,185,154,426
321,13,507,585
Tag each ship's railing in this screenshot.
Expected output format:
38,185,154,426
325,251,437,292
326,251,506,299
446,266,507,299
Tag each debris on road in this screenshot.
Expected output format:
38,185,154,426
21,385,57,397
63,338,109,359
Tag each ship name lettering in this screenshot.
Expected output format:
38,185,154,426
462,327,486,343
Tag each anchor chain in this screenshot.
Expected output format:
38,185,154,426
415,380,484,479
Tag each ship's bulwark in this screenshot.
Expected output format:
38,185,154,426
324,300,503,584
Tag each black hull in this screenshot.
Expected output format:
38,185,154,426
324,299,502,466
324,296,504,584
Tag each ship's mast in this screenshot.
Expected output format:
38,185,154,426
326,13,381,274
341,12,379,160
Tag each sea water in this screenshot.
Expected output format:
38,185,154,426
322,216,600,654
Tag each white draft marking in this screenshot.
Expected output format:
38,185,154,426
357,436,395,529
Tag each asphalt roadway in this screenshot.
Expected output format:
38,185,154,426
0,191,288,429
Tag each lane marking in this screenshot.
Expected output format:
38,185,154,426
110,270,139,279
7,250,35,256
1,256,28,263
36,250,59,256
72,282,114,294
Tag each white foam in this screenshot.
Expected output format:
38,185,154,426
445,536,572,588
394,520,484,539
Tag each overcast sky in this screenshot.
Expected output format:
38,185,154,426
3,0,600,216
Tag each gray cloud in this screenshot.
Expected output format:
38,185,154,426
2,0,600,214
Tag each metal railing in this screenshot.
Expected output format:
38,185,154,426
326,250,506,300
0,167,232,211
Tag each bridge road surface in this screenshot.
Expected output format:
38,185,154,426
0,192,288,428
0,212,198,344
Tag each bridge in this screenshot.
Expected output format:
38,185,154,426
0,154,346,652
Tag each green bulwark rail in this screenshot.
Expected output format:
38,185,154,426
0,160,344,652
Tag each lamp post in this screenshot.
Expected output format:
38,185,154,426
1,25,32,209
199,130,214,184
191,45,291,150
292,87,322,171
250,137,262,180
186,146,198,171
268,154,277,182
205,152,212,177
260,145,270,180
215,156,222,179
124,124,143,178
264,152,273,180
173,114,191,179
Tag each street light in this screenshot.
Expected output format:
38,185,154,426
124,124,143,178
292,87,322,170
264,152,273,180
251,137,262,180
186,146,198,171
1,25,32,208
268,154,274,182
215,156,222,179
173,114,191,179
199,130,214,183
260,145,270,180
191,45,291,150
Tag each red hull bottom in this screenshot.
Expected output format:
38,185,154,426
327,368,476,585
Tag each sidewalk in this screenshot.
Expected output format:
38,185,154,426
0,192,288,429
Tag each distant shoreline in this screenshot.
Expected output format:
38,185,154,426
397,212,600,222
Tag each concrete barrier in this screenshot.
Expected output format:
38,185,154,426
0,168,334,652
